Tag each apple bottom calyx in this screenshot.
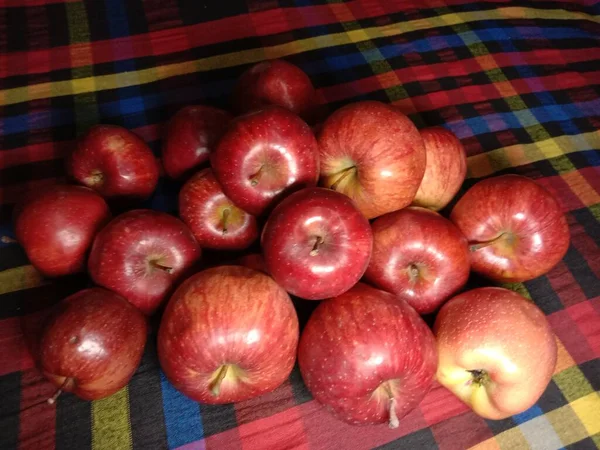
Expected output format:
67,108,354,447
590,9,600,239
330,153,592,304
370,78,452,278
309,236,324,256
220,208,231,235
468,232,517,252
47,377,75,405
148,258,174,274
83,170,104,188
467,369,490,387
374,379,400,429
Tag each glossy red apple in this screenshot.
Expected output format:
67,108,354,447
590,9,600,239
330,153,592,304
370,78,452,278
211,106,319,216
179,168,258,250
364,207,470,314
412,127,467,211
262,187,372,300
318,101,426,219
158,265,299,403
14,185,110,277
233,59,316,120
298,283,437,427
67,124,160,199
88,210,201,315
39,287,147,402
434,287,557,420
450,174,570,282
162,105,232,179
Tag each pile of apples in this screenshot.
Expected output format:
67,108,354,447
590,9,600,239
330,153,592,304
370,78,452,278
13,60,570,426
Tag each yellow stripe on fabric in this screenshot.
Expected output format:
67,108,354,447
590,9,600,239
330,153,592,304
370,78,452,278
0,7,598,106
492,426,530,450
0,266,46,296
570,393,600,436
546,395,597,446
92,388,133,450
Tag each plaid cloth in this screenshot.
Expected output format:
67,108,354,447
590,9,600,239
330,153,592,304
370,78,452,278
1,0,599,449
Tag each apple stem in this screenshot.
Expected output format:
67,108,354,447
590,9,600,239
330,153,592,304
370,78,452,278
221,208,231,235
388,397,399,429
309,236,324,256
47,377,72,405
84,170,104,187
150,260,174,274
249,166,264,187
469,233,507,252
1,236,17,244
209,365,229,397
408,264,420,281
329,166,356,191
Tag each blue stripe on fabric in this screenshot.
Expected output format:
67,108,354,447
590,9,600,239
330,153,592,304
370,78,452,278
512,405,543,424
160,371,204,449
104,0,131,39
582,149,600,167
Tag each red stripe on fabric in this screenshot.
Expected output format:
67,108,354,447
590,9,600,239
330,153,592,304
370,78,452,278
431,411,495,450
0,318,35,377
566,301,600,358
18,368,56,450
234,380,296,426
548,309,596,364
237,404,308,450
251,9,291,36
0,178,65,204
536,176,587,214
570,223,600,279
545,261,589,308
204,427,243,450
578,166,600,196
419,382,470,426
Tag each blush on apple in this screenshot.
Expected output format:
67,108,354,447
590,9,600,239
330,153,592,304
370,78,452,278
67,124,160,199
298,283,438,427
179,168,259,250
318,101,426,219
162,105,233,180
261,187,372,300
364,207,470,314
434,287,557,420
14,185,111,277
211,106,319,216
450,174,570,282
88,209,201,315
158,265,299,403
412,127,467,211
39,287,147,402
233,59,316,120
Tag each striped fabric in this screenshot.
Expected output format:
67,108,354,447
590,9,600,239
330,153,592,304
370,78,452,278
1,0,599,449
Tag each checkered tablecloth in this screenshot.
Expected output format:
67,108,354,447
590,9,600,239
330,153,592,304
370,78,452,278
1,1,599,449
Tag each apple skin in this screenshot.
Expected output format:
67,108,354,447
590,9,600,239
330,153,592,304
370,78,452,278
88,209,201,315
412,127,467,211
39,287,147,401
14,185,111,277
158,265,299,404
450,174,570,282
211,106,320,217
434,287,557,420
318,101,426,219
233,59,316,120
298,283,438,427
261,187,373,300
162,105,233,180
364,207,470,315
67,124,160,199
179,168,259,250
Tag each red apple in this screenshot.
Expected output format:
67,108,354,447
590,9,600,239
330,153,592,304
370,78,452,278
298,283,437,427
158,265,299,403
162,105,232,179
233,59,316,120
412,127,467,211
88,209,201,315
211,106,319,216
318,101,426,219
14,185,111,277
39,287,147,402
450,174,570,282
262,187,372,300
67,124,160,199
434,287,557,420
364,207,470,314
179,168,259,250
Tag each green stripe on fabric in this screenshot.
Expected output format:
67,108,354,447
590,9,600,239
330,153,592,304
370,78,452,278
553,366,596,403
92,388,133,450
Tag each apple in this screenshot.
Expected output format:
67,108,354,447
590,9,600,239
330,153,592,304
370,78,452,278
318,101,426,219
262,187,372,300
158,265,299,403
14,185,111,277
434,287,557,420
364,207,470,314
162,105,232,179
179,168,259,250
39,287,147,402
450,174,570,282
412,127,467,211
233,59,316,120
67,124,160,199
298,283,437,427
211,106,319,216
88,209,201,315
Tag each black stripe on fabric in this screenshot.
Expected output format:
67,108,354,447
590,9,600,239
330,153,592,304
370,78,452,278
288,365,312,405
0,245,30,272
561,244,600,300
536,379,569,414
55,393,92,450
579,359,600,392
0,371,21,449
199,403,238,438
129,336,169,450
5,7,28,52
0,159,66,187
374,427,438,449
46,3,70,48
525,275,564,315
571,207,600,247
178,0,249,25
